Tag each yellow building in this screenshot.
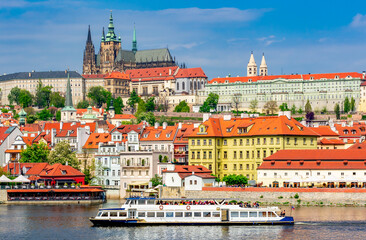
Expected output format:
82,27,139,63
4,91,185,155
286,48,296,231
188,115,318,180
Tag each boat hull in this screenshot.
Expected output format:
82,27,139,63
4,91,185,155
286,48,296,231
90,217,294,227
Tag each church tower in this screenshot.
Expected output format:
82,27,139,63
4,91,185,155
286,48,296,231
247,52,257,77
132,25,137,54
82,25,96,74
259,53,268,76
61,72,77,122
99,11,122,74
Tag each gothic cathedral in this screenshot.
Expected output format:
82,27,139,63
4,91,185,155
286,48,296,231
83,12,177,74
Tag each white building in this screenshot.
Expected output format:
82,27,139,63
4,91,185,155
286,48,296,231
257,149,366,187
0,126,23,166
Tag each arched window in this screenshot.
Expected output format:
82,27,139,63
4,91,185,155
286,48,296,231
190,81,192,90
177,82,179,90
182,82,185,90
194,82,197,90
198,81,201,89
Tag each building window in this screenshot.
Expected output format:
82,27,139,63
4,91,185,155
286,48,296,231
191,140,195,145
223,140,227,146
209,164,212,170
263,150,266,158
197,140,200,145
246,151,249,159
240,151,243,159
270,138,274,144
233,151,237,159
233,139,237,146
209,151,212,159
257,138,260,145
246,164,249,170
217,139,220,145
257,150,260,158
233,164,237,170
246,139,250,145
287,138,290,145
197,152,200,159
224,164,228,170
224,151,227,159
203,140,207,145
240,139,243,146
209,139,212,145
203,151,207,159
191,151,195,159
303,138,306,145
263,138,266,145
239,164,243,170
276,138,280,144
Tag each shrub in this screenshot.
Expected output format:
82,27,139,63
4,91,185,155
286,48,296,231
260,195,263,199
278,196,283,199
294,193,299,199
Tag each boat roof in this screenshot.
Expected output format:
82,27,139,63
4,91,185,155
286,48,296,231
126,197,241,201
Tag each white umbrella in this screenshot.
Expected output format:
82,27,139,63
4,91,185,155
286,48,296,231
303,176,322,183
339,176,359,182
288,177,303,183
323,175,340,182
12,175,31,183
145,189,158,193
0,175,12,183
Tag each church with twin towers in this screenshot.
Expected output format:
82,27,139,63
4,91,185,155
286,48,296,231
83,11,177,74
247,52,268,77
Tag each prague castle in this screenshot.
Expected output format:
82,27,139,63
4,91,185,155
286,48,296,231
83,12,176,74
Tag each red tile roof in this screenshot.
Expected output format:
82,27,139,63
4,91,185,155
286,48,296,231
20,124,42,133
39,163,84,177
82,74,107,79
348,141,366,149
175,68,207,78
334,123,366,138
189,116,317,138
174,124,196,144
112,114,136,120
104,71,130,79
114,123,144,134
140,125,178,142
0,126,11,142
209,72,364,84
163,165,214,179
83,133,111,149
259,149,366,170
320,138,345,145
309,126,339,137
126,66,178,80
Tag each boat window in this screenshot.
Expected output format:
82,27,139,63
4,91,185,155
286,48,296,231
119,212,127,217
138,200,146,205
212,212,220,217
147,200,155,205
110,212,118,217
194,212,201,217
249,212,257,217
240,212,248,218
157,212,164,217
268,212,277,217
125,200,130,205
231,212,239,218
138,212,146,217
166,212,174,217
175,212,183,217
147,212,155,218
97,212,103,217
258,212,266,217
185,212,192,217
203,212,211,217
101,212,109,217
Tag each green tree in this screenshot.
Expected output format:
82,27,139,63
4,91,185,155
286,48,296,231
232,94,241,116
1,108,9,113
344,97,350,113
305,100,312,114
113,97,125,114
334,103,340,120
19,89,33,107
291,104,297,114
20,142,49,163
26,115,38,124
24,107,35,116
8,87,21,105
76,100,90,109
136,98,147,116
200,93,219,113
146,97,156,112
127,89,140,114
321,106,327,114
50,92,65,108
150,174,162,187
263,100,278,115
350,97,355,112
87,86,111,108
48,140,80,170
55,110,61,121
37,109,53,121
279,103,289,111
162,156,168,163
222,174,248,186
35,80,52,108
298,107,303,114
249,99,258,113
137,112,156,125
174,101,190,112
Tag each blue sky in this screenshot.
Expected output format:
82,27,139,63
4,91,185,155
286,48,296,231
1,0,366,79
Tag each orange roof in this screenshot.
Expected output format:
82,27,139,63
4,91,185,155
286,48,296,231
20,124,42,133
189,116,317,138
163,165,212,173
126,66,178,79
140,125,178,142
114,123,144,134
209,72,364,84
349,141,366,149
175,68,207,78
320,138,345,145
83,133,111,149
76,107,103,115
39,163,84,177
174,124,196,144
4,149,21,153
104,71,130,79
22,136,35,145
7,188,104,193
309,126,339,137
112,114,136,120
334,123,366,138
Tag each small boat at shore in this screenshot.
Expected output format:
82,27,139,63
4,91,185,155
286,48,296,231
90,197,294,226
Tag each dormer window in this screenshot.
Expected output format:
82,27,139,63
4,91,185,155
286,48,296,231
351,130,356,134
344,130,349,135
155,133,160,138
335,75,339,79
200,127,205,132
61,170,67,175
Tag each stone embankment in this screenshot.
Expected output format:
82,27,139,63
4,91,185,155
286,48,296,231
161,187,366,206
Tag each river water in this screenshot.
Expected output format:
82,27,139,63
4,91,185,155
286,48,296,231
0,201,365,240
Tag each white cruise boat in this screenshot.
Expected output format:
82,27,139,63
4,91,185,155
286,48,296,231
90,197,294,226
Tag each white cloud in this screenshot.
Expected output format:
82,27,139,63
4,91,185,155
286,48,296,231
258,35,284,46
0,0,28,8
350,13,366,28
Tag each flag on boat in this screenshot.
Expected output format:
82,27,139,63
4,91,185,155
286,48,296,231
291,206,295,210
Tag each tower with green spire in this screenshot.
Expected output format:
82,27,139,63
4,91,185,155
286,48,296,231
19,108,27,126
132,24,137,54
61,71,76,122
105,11,119,42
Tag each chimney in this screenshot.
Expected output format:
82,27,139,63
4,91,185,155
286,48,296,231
116,121,121,128
169,68,172,75
163,122,167,130
223,115,232,121
284,111,291,120
241,113,249,118
29,72,31,77
349,121,354,127
51,128,56,146
178,122,182,129
203,113,211,122
363,71,365,79
60,121,63,130
154,122,159,129
278,111,284,117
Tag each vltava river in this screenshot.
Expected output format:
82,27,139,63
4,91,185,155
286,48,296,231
0,201,366,240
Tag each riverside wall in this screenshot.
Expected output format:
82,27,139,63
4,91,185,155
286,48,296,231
161,187,366,206
0,190,7,203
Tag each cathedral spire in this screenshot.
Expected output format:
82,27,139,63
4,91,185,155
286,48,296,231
87,25,92,44
247,51,258,77
102,27,105,41
106,10,116,41
132,24,137,54
65,71,73,107
259,53,268,76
